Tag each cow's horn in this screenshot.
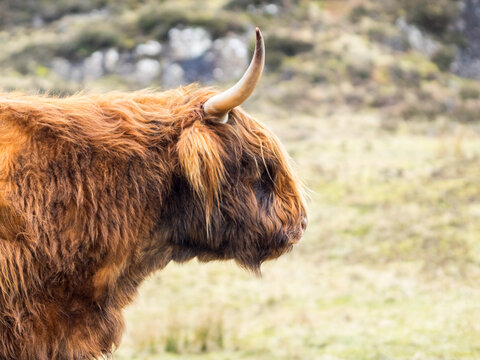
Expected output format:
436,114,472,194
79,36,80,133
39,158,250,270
203,27,265,124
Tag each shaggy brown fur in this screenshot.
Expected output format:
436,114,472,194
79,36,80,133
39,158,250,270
0,85,306,359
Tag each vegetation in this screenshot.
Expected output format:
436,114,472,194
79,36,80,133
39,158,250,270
1,0,480,359
400,0,462,35
137,5,249,40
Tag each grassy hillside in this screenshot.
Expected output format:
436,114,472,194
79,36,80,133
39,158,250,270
1,0,480,359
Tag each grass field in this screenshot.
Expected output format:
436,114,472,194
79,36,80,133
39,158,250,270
116,108,480,360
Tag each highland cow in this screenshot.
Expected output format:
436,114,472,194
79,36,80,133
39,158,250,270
0,29,306,359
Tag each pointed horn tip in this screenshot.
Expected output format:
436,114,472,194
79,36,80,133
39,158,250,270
254,28,264,61
255,27,263,46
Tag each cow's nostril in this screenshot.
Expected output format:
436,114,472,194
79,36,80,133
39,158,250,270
301,217,307,231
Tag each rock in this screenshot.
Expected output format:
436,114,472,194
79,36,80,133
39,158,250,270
83,51,105,80
263,4,280,15
32,15,44,29
69,66,84,83
168,27,212,61
51,57,72,80
246,2,285,15
161,34,250,85
210,35,249,81
50,24,250,86
396,17,440,56
135,58,161,85
162,63,185,88
135,40,162,57
104,48,119,72
453,58,480,80
51,57,85,82
115,52,136,77
453,0,480,80
178,55,215,83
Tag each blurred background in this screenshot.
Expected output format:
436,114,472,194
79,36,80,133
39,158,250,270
2,0,480,358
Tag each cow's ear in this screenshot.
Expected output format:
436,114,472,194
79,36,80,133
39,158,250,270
176,122,226,202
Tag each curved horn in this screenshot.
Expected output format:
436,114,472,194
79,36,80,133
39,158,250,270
204,28,265,123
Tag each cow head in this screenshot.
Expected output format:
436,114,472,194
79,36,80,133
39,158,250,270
155,29,307,273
